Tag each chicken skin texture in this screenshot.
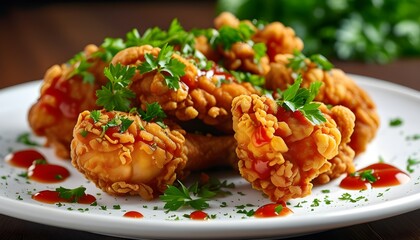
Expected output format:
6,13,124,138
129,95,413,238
111,45,259,133
28,44,108,158
71,110,238,200
231,94,355,202
265,54,379,156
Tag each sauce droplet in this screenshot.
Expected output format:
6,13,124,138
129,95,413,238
5,149,46,168
340,162,410,190
32,190,96,204
254,202,292,218
189,210,209,220
28,162,70,183
123,211,144,218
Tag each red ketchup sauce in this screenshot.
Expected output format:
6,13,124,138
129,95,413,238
254,202,292,218
42,76,83,119
123,211,144,218
340,162,410,190
250,126,272,180
5,149,70,183
28,162,70,183
5,149,45,168
32,190,96,204
189,210,209,220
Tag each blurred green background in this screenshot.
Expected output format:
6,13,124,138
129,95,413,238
216,0,420,63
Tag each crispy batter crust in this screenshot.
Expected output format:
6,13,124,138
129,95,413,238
232,94,355,201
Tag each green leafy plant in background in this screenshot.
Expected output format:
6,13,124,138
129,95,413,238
216,0,420,63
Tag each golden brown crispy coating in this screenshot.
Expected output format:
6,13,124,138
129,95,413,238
313,105,356,184
71,110,238,200
265,54,379,155
28,44,107,158
200,11,303,75
111,45,259,133
232,94,355,202
71,110,188,200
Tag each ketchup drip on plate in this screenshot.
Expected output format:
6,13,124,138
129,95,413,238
189,210,209,220
123,211,144,218
28,161,70,183
254,202,292,218
340,162,410,190
5,149,45,168
32,190,96,204
5,149,70,183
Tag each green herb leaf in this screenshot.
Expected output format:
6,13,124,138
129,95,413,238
138,102,167,126
96,63,136,112
389,118,403,127
56,186,86,202
94,37,126,62
67,52,95,84
159,176,234,212
309,54,334,71
252,42,267,62
288,50,334,72
274,204,283,214
137,44,185,90
359,169,377,183
160,181,208,211
90,110,101,123
16,132,41,146
276,75,326,125
407,157,420,173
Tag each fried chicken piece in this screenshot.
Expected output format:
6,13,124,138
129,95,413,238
195,12,303,76
71,110,237,200
111,45,259,133
28,44,108,158
265,54,380,155
231,94,355,202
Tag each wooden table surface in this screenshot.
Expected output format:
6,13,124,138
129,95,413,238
1,1,419,240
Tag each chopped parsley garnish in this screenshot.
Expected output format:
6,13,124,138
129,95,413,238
56,186,87,203
138,102,167,127
350,169,377,183
96,63,136,112
160,176,234,212
137,44,186,90
230,71,265,88
213,22,255,50
389,118,403,127
67,52,95,84
288,50,334,71
407,157,420,173
160,180,209,211
274,204,283,214
276,74,326,125
94,37,126,62
16,132,41,146
406,134,420,141
90,110,101,123
100,115,134,136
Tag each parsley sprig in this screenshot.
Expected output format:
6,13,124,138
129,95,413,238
160,177,234,212
56,186,87,203
137,102,167,128
89,110,134,136
67,52,95,84
351,169,378,183
96,63,136,112
137,44,186,90
407,157,420,173
288,50,334,72
276,74,326,125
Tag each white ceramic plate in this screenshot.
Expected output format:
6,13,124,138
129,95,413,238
0,75,419,239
